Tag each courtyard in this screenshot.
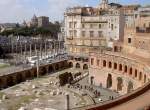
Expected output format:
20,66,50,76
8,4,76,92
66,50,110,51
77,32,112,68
0,68,119,110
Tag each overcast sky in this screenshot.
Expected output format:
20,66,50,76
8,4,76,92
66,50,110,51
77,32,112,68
0,0,149,23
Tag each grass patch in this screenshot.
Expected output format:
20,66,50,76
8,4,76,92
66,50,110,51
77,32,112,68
0,64,10,69
0,92,5,99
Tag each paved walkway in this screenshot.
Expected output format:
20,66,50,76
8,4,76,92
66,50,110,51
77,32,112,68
109,89,150,110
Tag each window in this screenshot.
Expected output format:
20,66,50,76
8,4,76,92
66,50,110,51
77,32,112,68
69,31,73,37
99,24,101,29
111,24,114,30
90,31,94,37
144,23,146,28
74,30,77,37
98,31,102,37
97,60,100,66
128,38,131,43
90,24,93,28
82,31,85,37
74,22,77,28
69,22,72,28
91,58,94,65
82,24,85,28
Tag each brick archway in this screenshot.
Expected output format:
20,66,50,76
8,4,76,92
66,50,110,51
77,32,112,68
40,67,47,75
119,64,122,71
127,81,133,93
55,64,59,71
107,74,112,88
68,62,73,68
114,63,117,70
76,63,80,68
109,62,112,68
25,70,32,79
83,64,88,70
16,74,23,83
124,65,127,73
7,76,14,87
117,77,123,91
103,60,106,67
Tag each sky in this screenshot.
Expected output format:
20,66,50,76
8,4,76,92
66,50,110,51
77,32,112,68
0,0,149,23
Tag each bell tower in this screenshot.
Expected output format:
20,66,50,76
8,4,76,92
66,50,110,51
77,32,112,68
98,0,109,9
102,0,108,4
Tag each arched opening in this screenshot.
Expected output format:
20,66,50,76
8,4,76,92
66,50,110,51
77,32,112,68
76,63,80,68
90,76,94,85
127,81,133,93
16,74,23,83
108,62,112,68
135,69,137,78
139,72,142,80
144,74,146,83
129,68,132,75
33,69,37,77
55,64,59,71
0,79,3,89
83,64,88,70
40,67,47,75
114,63,117,70
124,65,127,73
48,66,54,73
107,74,112,88
25,71,32,79
119,64,122,71
103,60,106,67
68,62,73,68
117,77,123,91
7,76,14,87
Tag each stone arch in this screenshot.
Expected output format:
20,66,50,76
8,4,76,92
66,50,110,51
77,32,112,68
103,60,106,67
83,64,88,70
16,74,23,83
108,61,112,68
68,62,73,68
55,64,59,71
127,81,133,93
59,62,64,69
124,65,127,73
107,74,112,88
76,63,80,68
40,67,47,75
117,77,123,91
33,69,37,77
144,74,146,83
119,64,122,71
48,65,54,73
135,69,137,78
6,76,14,87
139,72,142,81
114,63,117,70
0,78,3,89
129,67,132,75
90,76,94,85
26,70,32,79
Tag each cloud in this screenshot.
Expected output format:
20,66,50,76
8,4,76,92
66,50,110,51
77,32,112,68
0,0,148,23
0,0,83,23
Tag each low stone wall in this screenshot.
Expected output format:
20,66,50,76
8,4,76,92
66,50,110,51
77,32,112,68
0,60,69,89
86,82,150,110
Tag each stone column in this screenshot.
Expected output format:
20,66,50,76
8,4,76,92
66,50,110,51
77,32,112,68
65,94,70,110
